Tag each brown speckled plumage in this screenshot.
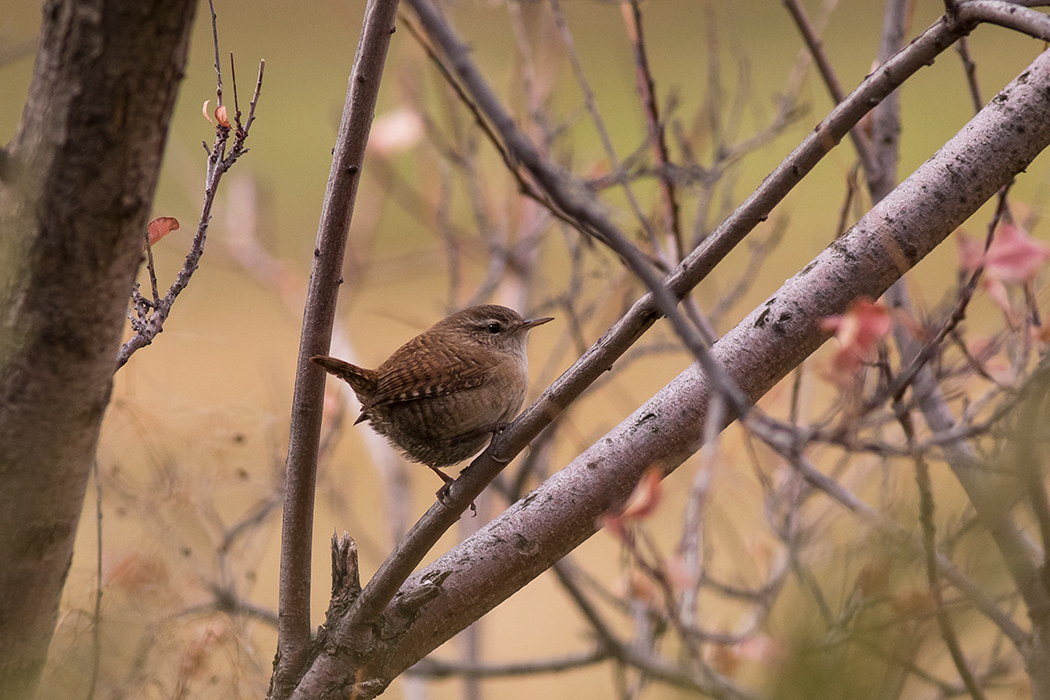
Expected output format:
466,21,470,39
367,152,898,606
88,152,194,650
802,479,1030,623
311,305,552,475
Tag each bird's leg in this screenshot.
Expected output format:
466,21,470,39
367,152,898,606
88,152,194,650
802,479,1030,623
432,423,510,515
429,465,453,484
432,466,477,517
454,422,514,464
452,422,511,443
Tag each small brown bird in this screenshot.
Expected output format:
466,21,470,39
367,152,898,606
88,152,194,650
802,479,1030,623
311,305,553,495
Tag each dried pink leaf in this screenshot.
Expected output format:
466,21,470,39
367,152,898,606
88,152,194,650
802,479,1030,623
985,221,1050,284
214,104,230,128
620,467,663,521
820,297,891,380
147,216,180,245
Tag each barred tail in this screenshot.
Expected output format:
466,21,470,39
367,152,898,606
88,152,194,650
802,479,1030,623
310,355,378,404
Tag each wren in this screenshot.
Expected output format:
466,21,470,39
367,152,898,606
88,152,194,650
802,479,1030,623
311,305,553,494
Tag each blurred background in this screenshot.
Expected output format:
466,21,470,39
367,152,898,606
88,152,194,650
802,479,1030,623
2,0,1049,698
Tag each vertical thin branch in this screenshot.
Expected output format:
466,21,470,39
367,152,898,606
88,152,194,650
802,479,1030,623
230,52,241,118
272,0,401,692
547,0,662,263
143,230,161,305
956,36,985,115
867,0,908,201
208,0,223,105
622,0,683,261
899,407,988,700
676,393,724,626
703,4,723,156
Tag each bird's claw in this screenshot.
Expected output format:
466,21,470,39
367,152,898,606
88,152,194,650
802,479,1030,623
436,480,477,517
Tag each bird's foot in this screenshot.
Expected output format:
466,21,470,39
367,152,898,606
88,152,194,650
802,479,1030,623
474,422,514,463
432,467,477,516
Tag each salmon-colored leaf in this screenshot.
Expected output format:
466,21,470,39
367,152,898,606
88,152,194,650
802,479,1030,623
620,467,663,520
892,589,937,619
598,513,628,540
599,467,664,538
985,221,1050,284
202,99,212,124
214,104,230,128
854,558,890,597
821,297,891,381
705,634,786,677
147,216,180,245
736,635,787,665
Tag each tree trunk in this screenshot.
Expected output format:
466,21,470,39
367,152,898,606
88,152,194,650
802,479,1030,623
0,1,196,697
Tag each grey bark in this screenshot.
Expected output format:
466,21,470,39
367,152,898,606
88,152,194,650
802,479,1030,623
0,1,196,697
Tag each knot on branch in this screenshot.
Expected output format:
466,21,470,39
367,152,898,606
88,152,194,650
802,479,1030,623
378,569,452,640
330,531,362,607
347,678,388,700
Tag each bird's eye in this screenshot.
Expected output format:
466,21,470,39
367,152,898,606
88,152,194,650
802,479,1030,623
487,322,502,334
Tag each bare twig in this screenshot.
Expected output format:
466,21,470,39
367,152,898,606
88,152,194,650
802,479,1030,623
209,0,223,106
142,231,161,305
398,13,586,238
898,404,988,700
622,0,684,261
408,648,609,679
871,184,1013,409
834,167,860,238
116,37,265,369
782,0,876,177
752,428,1029,646
959,0,1050,40
956,36,985,114
1015,373,1050,566
547,0,663,263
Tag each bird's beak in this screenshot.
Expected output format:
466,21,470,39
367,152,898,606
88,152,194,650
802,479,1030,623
521,316,554,330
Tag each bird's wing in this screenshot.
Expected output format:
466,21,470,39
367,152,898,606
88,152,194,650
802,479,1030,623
364,336,489,410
